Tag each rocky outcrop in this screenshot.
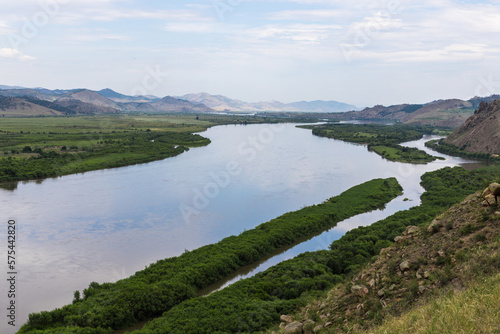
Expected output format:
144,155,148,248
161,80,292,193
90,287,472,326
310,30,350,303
274,191,500,333
445,99,500,155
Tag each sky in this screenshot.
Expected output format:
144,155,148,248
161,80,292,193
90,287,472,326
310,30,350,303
1,0,500,107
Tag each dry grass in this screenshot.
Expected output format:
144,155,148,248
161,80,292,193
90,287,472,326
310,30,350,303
364,273,500,334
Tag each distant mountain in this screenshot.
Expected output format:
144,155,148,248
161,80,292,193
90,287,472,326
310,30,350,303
445,99,500,154
56,89,121,110
0,88,56,101
334,98,485,127
0,84,26,90
178,92,358,113
0,95,63,116
98,88,160,103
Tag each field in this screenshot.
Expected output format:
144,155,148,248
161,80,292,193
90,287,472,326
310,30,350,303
0,114,280,183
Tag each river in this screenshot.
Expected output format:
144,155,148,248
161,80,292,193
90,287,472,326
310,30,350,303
0,123,480,334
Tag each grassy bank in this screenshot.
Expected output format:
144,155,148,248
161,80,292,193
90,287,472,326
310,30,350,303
301,123,440,163
19,178,402,334
0,114,287,183
132,166,500,334
426,138,500,162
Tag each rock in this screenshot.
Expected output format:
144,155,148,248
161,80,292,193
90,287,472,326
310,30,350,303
399,260,411,271
377,289,385,297
280,322,287,328
284,321,303,334
394,236,404,243
482,183,500,205
416,271,422,279
427,219,440,233
389,284,396,291
405,225,420,235
351,285,369,297
281,315,293,324
380,247,391,257
424,271,430,279
313,325,323,333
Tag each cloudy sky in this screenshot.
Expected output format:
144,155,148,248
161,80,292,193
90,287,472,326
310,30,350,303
1,0,500,107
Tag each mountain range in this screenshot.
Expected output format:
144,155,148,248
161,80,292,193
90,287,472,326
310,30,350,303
325,95,500,127
0,85,499,129
0,85,358,116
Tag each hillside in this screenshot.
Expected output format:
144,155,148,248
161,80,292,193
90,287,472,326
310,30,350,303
335,98,476,127
272,182,500,333
56,89,121,110
445,99,500,155
0,95,62,116
0,87,214,116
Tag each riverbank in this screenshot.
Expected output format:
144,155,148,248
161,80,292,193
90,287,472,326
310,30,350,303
300,123,442,163
0,114,292,183
18,178,402,333
133,167,500,334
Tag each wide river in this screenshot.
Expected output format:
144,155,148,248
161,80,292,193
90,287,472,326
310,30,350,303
0,123,481,333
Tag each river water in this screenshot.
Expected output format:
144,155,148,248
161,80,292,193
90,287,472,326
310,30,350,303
0,123,480,333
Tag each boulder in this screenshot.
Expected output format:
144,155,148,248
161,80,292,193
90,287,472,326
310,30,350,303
280,315,293,324
482,183,500,204
427,219,440,233
351,285,369,297
284,321,303,334
405,226,420,235
399,260,411,271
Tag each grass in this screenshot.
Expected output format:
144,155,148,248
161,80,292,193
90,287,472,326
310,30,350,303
370,145,438,163
364,273,500,334
0,114,286,182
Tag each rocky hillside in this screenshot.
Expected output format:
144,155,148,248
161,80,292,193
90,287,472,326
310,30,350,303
0,87,214,116
444,99,500,155
0,95,63,116
334,98,476,127
272,186,500,334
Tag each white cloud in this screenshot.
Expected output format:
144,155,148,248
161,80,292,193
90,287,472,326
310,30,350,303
0,48,36,61
245,23,342,44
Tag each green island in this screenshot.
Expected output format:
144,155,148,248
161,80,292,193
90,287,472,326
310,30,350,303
19,178,402,334
300,123,444,163
120,165,500,333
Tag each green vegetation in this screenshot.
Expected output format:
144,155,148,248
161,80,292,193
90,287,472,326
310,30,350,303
118,166,500,334
301,123,441,163
369,145,443,163
19,178,402,334
426,138,500,162
365,274,500,334
0,114,287,183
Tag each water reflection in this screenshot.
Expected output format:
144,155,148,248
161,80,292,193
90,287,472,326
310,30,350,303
0,124,482,334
